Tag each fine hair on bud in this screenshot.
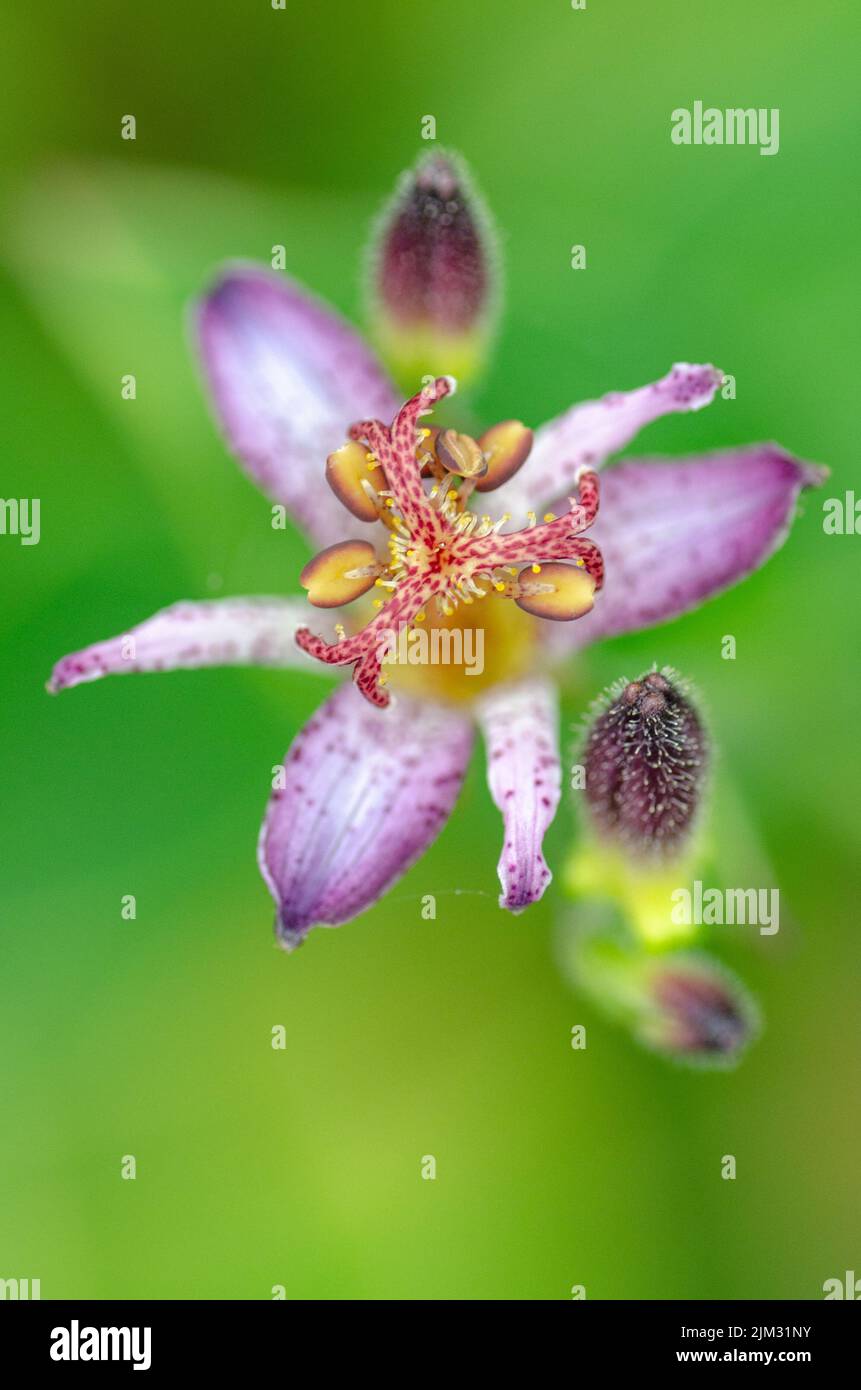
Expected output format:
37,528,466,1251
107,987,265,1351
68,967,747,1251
581,667,708,860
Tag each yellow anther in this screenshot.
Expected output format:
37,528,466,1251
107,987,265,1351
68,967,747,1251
532,563,542,574
421,428,431,438
373,598,383,608
415,611,426,622
543,512,556,523
527,510,537,525
375,577,384,586
447,490,458,501
494,581,506,592
385,498,395,508
379,672,389,686
365,452,376,462
335,623,346,640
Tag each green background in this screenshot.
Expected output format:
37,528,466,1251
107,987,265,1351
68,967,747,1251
1,0,858,1299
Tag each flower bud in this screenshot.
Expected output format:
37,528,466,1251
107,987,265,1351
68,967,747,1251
368,149,497,388
557,915,759,1067
638,955,759,1065
582,669,708,862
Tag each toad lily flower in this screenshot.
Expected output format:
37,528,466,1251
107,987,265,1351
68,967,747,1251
47,154,825,950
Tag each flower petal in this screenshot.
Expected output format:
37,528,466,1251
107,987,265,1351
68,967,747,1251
196,265,400,546
260,684,473,948
48,597,328,693
540,445,827,653
499,363,723,516
476,678,562,911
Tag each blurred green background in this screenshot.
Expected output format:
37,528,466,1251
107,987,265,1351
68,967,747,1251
1,0,859,1300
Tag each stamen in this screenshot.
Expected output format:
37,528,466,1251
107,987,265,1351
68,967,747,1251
298,396,603,706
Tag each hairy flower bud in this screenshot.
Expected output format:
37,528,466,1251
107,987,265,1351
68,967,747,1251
368,149,497,387
640,955,759,1065
582,669,708,861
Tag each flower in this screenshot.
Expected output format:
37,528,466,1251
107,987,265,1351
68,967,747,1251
47,152,825,950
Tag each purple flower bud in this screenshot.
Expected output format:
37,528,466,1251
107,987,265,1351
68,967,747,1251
368,150,497,385
642,956,758,1064
582,669,708,861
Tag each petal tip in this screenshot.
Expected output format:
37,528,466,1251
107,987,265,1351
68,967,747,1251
758,443,830,491
798,459,830,488
275,913,311,953
665,361,724,410
46,655,88,693
499,864,553,914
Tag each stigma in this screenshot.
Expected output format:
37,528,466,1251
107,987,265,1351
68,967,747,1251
296,377,604,707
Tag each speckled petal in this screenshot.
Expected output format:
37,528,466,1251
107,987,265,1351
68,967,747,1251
260,684,474,948
541,445,827,655
196,264,400,545
476,678,562,911
48,597,329,692
500,363,723,515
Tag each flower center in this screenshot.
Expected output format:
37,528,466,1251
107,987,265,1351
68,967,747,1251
387,592,539,702
296,377,604,707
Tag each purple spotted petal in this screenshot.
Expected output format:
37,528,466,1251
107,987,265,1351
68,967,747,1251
48,597,329,693
540,445,827,655
196,264,400,546
476,678,562,911
260,684,473,948
499,363,723,516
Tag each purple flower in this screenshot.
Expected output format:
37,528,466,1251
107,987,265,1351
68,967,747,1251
48,154,825,950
